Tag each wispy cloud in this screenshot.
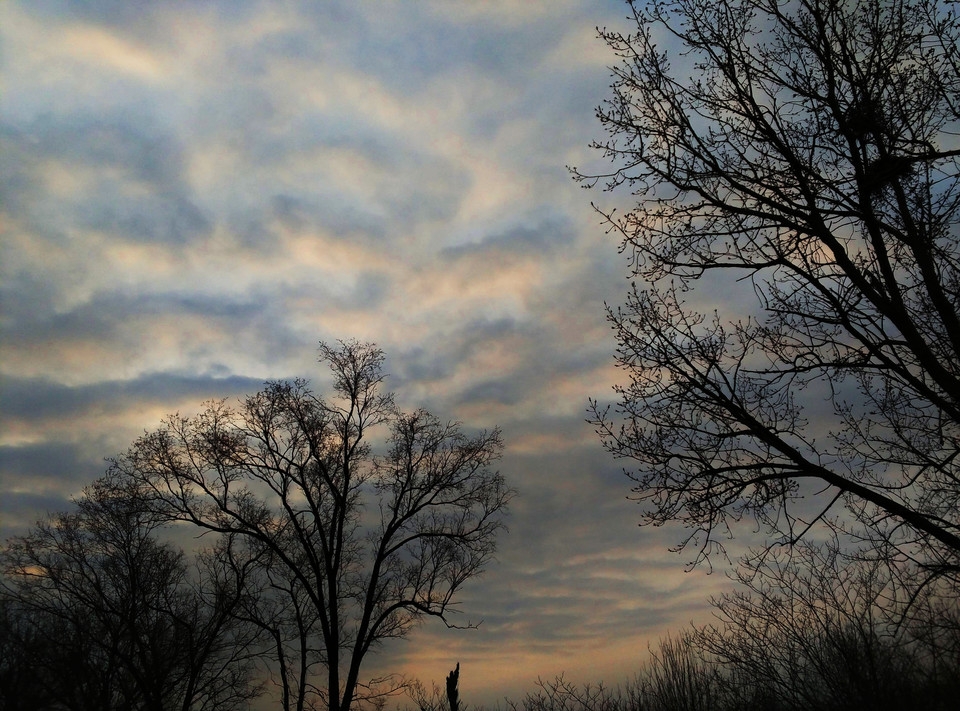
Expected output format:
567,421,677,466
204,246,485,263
0,0,727,704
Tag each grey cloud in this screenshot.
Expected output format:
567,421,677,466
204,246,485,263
347,270,392,310
370,23,554,93
2,115,209,245
395,445,714,660
277,270,394,317
291,4,562,93
209,122,471,251
443,215,577,260
2,286,274,350
268,192,390,244
1,490,79,536
391,349,455,387
392,317,522,387
2,267,389,388
11,114,184,186
24,0,166,27
0,270,61,331
0,127,40,217
0,442,106,535
83,189,210,244
267,131,470,231
460,379,524,407
0,441,98,482
20,0,247,40
390,307,611,418
229,191,390,255
0,372,265,425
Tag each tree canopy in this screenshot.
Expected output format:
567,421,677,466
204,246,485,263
581,0,960,581
0,478,261,711
109,340,512,711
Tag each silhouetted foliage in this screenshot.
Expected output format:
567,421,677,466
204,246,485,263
0,478,262,711
507,676,638,711
580,0,960,586
695,539,960,711
497,600,960,711
217,535,328,711
0,595,56,711
409,664,462,711
110,340,513,711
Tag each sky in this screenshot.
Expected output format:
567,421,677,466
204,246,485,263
0,1,732,705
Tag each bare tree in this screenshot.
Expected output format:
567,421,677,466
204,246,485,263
638,634,721,711
0,594,57,711
0,478,262,711
694,539,960,710
408,664,462,711
211,533,329,711
506,654,721,711
581,0,960,578
110,340,513,711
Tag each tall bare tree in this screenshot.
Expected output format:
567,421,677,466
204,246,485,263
110,340,512,711
581,0,960,579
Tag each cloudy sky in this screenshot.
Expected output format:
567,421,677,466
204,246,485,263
0,0,731,704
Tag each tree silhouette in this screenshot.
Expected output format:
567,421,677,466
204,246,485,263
0,478,261,711
581,0,960,581
695,538,960,710
110,340,513,711
446,663,460,711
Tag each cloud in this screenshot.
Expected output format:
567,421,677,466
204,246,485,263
0,0,721,706
0,373,264,425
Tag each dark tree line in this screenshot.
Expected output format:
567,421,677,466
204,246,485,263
506,539,960,711
1,341,512,711
0,478,261,711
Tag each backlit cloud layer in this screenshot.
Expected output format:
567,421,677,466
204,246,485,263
0,1,728,703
